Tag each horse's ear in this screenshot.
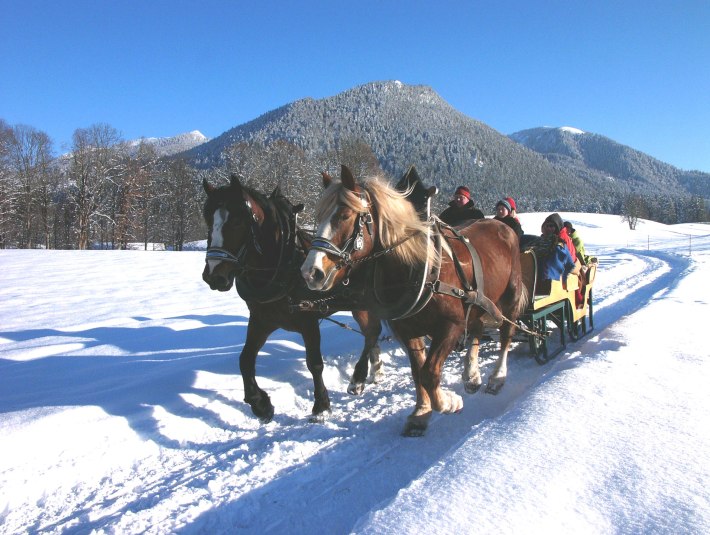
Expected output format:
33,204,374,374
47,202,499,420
321,171,332,189
203,178,214,194
271,185,282,198
340,164,357,192
229,174,244,196
405,165,419,182
293,203,304,214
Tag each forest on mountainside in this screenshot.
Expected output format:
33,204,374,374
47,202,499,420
2,82,707,249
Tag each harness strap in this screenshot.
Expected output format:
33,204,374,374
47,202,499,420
429,220,506,336
438,222,485,295
206,247,244,264
431,280,504,327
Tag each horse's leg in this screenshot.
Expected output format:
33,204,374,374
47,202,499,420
401,336,432,437
300,319,331,418
486,321,516,394
348,310,383,395
240,321,276,422
462,337,483,393
421,329,464,414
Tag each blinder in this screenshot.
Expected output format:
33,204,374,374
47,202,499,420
310,209,373,269
205,197,263,265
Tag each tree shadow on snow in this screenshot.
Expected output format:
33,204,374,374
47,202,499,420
0,314,317,451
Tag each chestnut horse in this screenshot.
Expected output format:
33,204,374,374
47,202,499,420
301,166,528,436
202,175,382,422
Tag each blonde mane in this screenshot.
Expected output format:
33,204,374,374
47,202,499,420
315,173,437,268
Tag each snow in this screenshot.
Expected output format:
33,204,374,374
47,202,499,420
1,213,709,534
560,126,586,134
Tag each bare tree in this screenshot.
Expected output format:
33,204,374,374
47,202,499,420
6,124,55,248
0,119,17,248
621,194,647,230
66,124,123,249
105,141,160,249
332,137,382,180
128,142,160,250
158,158,201,250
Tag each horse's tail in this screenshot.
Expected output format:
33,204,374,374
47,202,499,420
514,282,530,320
509,246,530,321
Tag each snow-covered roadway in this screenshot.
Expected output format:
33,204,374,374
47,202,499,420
1,213,708,534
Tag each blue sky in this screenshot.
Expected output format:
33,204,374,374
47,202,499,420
2,1,709,172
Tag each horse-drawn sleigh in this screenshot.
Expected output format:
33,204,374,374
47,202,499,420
519,249,598,363
201,165,597,435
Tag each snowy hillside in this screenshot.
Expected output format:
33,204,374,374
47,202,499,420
1,213,709,534
127,130,208,156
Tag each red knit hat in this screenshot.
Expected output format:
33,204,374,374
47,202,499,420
504,196,517,211
455,186,471,200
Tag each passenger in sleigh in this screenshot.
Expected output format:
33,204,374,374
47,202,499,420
493,198,523,238
532,213,580,295
439,186,485,226
564,220,593,304
564,221,589,265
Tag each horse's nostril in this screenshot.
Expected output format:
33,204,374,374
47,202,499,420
313,269,325,282
203,272,228,290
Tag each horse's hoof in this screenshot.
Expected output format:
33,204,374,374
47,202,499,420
403,420,427,437
403,412,431,437
445,392,464,413
251,401,275,423
434,391,463,413
485,379,505,395
256,407,274,424
369,366,384,384
312,402,331,417
309,409,331,423
348,381,365,395
464,380,482,394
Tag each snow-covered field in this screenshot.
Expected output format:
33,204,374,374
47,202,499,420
1,213,709,534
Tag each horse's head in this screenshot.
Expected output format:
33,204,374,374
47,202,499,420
201,174,266,291
301,165,377,291
395,165,438,215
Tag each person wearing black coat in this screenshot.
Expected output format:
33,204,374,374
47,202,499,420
439,186,485,226
494,198,523,238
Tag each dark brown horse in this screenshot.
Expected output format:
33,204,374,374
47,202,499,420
201,174,382,421
301,165,528,435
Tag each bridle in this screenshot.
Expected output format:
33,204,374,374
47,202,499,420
309,188,420,282
205,198,263,266
204,191,301,303
309,190,375,269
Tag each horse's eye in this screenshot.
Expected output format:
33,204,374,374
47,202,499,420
338,208,353,221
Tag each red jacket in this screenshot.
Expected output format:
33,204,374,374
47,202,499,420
558,227,577,262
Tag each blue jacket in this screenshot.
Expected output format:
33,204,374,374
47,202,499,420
541,244,575,282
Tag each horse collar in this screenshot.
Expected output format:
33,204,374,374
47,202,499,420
244,199,259,223
243,199,264,255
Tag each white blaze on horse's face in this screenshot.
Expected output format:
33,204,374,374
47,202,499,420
301,203,340,291
206,208,228,275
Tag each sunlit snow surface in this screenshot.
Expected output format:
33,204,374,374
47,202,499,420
1,213,709,534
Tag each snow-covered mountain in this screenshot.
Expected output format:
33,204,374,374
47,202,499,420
127,130,208,157
180,81,615,213
509,126,710,199
177,81,708,215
